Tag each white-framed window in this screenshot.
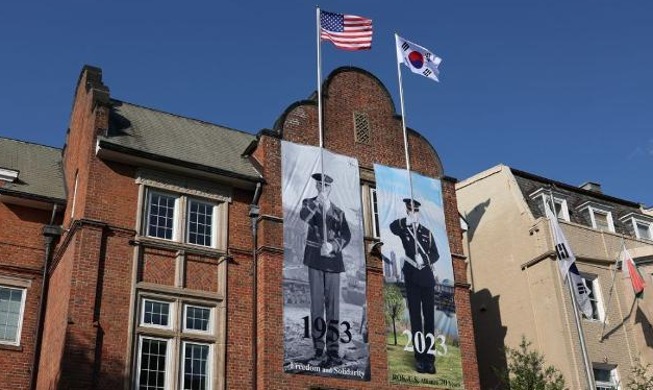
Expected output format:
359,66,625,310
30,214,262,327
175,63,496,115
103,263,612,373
135,296,217,390
634,220,653,241
578,202,615,233
140,298,174,330
582,274,605,322
594,365,620,390
0,285,26,346
181,342,212,390
136,336,172,390
145,189,219,248
370,187,380,238
183,304,213,334
529,189,570,222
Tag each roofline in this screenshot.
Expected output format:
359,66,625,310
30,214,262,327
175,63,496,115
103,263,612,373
510,167,642,208
110,99,257,139
0,187,66,205
97,139,264,183
0,136,63,151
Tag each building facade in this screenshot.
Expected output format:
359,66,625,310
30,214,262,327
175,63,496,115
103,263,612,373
456,164,653,390
0,65,480,389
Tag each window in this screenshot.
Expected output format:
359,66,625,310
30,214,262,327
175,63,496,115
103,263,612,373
578,202,615,233
530,189,570,221
594,365,619,390
635,221,652,240
135,297,216,390
140,298,173,329
370,187,380,238
0,286,26,345
184,304,212,333
353,112,371,144
582,274,605,322
145,189,220,248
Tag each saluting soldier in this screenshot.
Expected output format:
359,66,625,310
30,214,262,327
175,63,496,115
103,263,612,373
300,173,351,367
390,198,439,374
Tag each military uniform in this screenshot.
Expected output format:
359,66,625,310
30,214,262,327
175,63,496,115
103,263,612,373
299,178,351,363
390,199,439,373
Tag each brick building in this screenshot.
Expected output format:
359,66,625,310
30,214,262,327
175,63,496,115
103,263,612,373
456,165,653,389
0,65,480,389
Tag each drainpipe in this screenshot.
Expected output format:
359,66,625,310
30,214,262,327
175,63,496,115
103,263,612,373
249,182,262,390
30,204,63,390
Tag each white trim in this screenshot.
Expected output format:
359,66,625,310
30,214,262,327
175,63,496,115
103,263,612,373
135,335,172,390
582,274,605,322
579,203,615,232
140,298,174,330
180,341,213,390
633,219,653,241
70,172,79,219
593,364,620,390
529,189,570,222
183,304,215,335
369,187,380,238
0,285,26,346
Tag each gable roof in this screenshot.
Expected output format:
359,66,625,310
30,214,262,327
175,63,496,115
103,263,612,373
0,137,66,202
99,100,262,182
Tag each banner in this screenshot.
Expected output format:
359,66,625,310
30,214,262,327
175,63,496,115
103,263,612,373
282,141,369,380
374,164,463,389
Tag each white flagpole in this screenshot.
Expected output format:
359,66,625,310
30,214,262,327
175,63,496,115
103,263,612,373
546,190,595,389
395,33,418,259
316,7,327,245
600,239,624,341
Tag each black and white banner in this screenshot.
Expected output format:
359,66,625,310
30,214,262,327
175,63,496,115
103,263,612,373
282,141,369,380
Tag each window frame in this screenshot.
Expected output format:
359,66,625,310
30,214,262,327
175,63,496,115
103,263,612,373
144,188,221,249
180,341,213,390
593,364,620,390
529,189,570,222
632,219,653,241
578,202,615,233
135,335,173,390
582,274,605,322
0,285,27,346
140,297,175,330
182,304,215,335
369,187,380,238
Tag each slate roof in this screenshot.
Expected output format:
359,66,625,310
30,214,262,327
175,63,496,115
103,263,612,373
0,137,66,202
512,168,644,237
100,100,262,182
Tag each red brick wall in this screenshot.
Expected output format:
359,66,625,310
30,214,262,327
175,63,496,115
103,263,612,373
253,67,480,389
0,203,52,390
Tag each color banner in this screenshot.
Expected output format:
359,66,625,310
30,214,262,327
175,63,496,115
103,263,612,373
282,141,369,380
374,164,463,389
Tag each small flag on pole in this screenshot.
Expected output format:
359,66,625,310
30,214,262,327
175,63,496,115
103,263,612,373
396,34,442,82
545,201,594,318
622,246,645,297
320,10,373,51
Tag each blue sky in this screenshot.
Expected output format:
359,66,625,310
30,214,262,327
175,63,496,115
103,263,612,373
1,1,651,205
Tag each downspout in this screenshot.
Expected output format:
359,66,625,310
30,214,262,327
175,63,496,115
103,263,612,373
30,204,63,390
249,182,262,390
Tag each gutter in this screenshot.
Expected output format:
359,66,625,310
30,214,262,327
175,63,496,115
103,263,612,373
249,182,262,389
30,205,63,390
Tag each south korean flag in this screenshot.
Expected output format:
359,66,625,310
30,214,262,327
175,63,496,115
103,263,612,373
396,34,442,82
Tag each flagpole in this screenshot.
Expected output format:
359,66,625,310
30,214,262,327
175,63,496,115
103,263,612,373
316,6,327,245
600,239,624,341
547,191,595,389
395,33,418,258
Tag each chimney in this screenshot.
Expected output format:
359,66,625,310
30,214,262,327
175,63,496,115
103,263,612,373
580,181,602,193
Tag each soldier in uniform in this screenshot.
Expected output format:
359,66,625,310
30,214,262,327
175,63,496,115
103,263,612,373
390,198,439,374
300,173,351,366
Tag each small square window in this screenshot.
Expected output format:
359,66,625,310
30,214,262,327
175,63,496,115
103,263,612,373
579,203,615,233
635,220,652,241
0,286,26,345
535,192,570,222
141,299,172,329
184,305,212,333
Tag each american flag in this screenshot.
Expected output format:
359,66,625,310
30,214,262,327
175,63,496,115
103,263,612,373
320,11,373,51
